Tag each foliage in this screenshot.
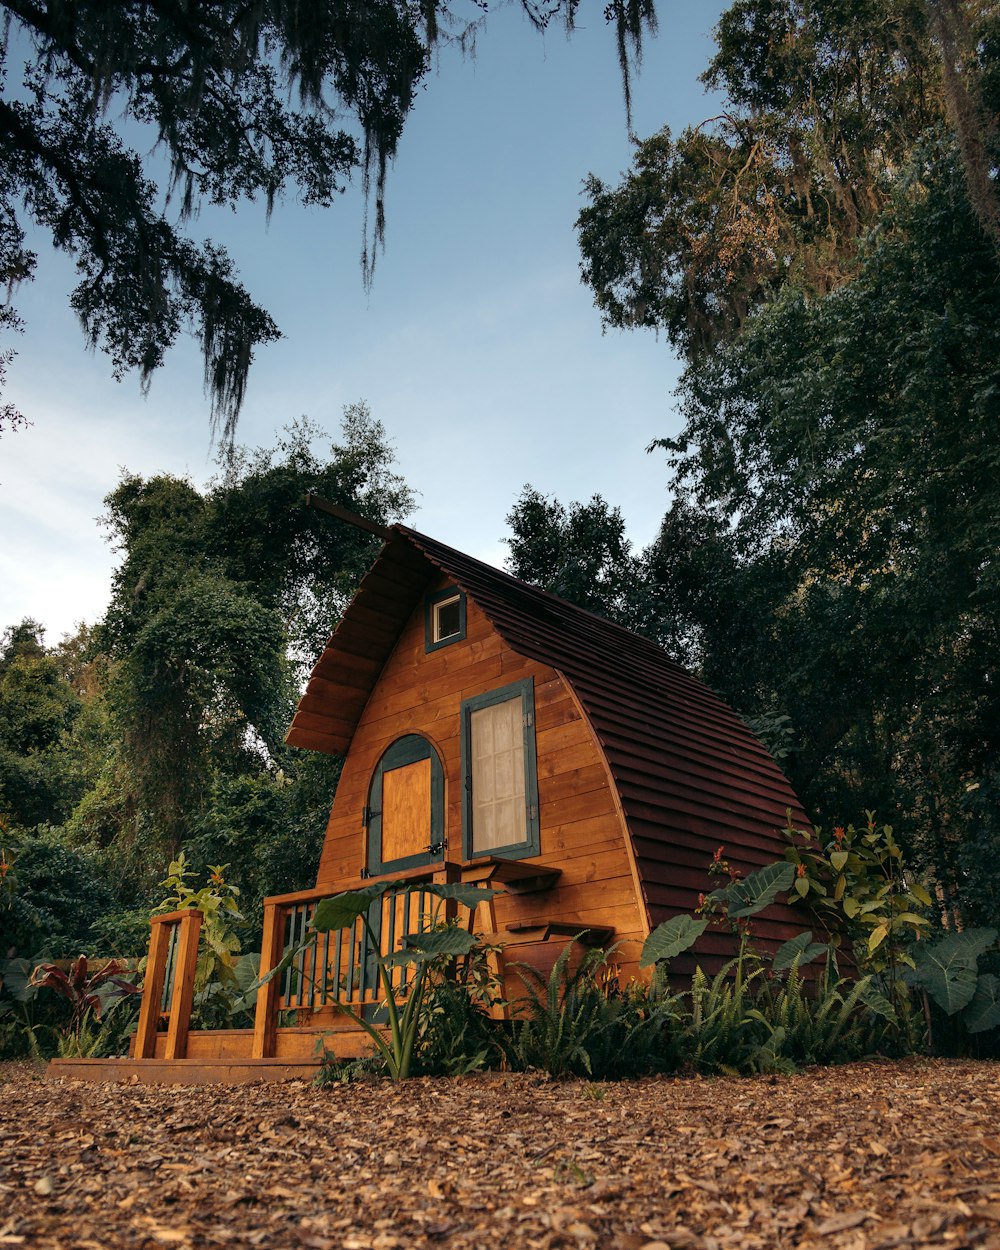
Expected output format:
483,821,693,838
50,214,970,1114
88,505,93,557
153,853,246,1028
542,1,1000,923
185,756,340,945
512,941,683,1079
413,939,506,1077
652,134,1000,883
637,857,925,1071
783,815,932,982
0,622,111,830
0,0,655,435
0,827,114,958
1,410,409,961
907,928,1000,1044
0,957,46,1058
504,489,660,638
268,881,497,1080
98,409,411,863
578,0,942,356
27,955,140,1056
638,914,708,967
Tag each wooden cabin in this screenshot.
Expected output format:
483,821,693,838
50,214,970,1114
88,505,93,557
50,516,813,1084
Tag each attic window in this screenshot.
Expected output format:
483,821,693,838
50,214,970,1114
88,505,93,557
425,587,466,652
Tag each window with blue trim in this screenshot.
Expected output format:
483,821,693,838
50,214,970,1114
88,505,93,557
460,678,539,861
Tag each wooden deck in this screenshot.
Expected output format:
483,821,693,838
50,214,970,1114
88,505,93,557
46,1020,377,1085
47,1056,325,1085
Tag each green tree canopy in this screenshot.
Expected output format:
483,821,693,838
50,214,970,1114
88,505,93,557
578,0,943,356
562,0,1000,921
98,404,413,858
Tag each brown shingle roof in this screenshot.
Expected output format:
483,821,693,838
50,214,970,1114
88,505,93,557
286,525,813,939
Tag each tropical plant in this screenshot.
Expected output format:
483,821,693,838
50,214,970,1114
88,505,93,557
512,939,682,1080
27,955,140,1056
906,927,1000,1050
264,880,497,1080
783,816,932,1009
0,957,47,1058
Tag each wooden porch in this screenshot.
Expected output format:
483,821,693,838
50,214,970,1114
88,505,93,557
47,857,597,1084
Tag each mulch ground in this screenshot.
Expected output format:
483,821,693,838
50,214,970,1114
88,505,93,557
2,1058,1000,1250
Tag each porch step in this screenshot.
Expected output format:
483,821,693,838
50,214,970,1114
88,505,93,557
47,1057,324,1086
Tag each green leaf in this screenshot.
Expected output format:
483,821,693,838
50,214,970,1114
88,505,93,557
639,915,709,968
411,882,497,909
868,924,889,954
311,885,389,932
895,912,930,929
723,862,796,918
858,983,897,1023
793,876,809,898
910,884,933,908
829,850,849,872
404,926,480,956
909,929,998,1015
966,974,1000,1034
772,931,829,972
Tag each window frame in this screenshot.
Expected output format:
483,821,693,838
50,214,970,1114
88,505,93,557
459,677,540,862
366,734,445,876
424,585,467,652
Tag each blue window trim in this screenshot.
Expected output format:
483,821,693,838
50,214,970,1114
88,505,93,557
460,677,540,862
366,734,445,875
424,585,467,653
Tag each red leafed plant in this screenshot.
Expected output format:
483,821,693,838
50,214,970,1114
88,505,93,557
29,956,140,1047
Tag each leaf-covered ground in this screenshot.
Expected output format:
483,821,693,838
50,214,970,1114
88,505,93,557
2,1059,999,1249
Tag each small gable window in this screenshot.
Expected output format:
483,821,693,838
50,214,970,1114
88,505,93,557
425,586,466,652
460,678,539,861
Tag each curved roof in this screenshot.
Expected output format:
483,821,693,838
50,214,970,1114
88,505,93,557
287,524,813,936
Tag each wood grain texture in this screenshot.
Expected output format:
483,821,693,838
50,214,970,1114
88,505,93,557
310,576,644,988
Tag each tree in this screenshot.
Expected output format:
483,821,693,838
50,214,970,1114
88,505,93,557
505,487,656,635
565,1,1000,921
0,621,111,830
578,0,942,357
656,133,1000,891
97,404,413,862
0,0,656,438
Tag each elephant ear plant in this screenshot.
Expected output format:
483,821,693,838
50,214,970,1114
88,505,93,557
258,880,496,1080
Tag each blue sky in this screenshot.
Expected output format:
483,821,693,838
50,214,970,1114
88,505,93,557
1,3,725,641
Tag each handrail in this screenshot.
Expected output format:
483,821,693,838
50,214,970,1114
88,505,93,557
134,908,202,1059
252,874,472,1059
262,862,452,908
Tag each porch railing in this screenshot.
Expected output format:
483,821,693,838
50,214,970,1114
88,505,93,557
252,873,470,1058
133,908,202,1059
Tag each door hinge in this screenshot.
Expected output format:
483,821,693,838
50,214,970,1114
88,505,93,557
527,803,538,822
523,711,533,728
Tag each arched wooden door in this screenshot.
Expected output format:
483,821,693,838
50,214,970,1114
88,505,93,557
366,734,445,875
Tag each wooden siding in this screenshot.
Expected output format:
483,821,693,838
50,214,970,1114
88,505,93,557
288,525,817,975
313,576,647,979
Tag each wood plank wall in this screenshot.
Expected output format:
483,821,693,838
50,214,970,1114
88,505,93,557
313,575,647,981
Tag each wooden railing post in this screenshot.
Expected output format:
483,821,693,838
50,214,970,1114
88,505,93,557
163,909,202,1060
434,861,460,926
252,901,285,1059
134,916,171,1059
